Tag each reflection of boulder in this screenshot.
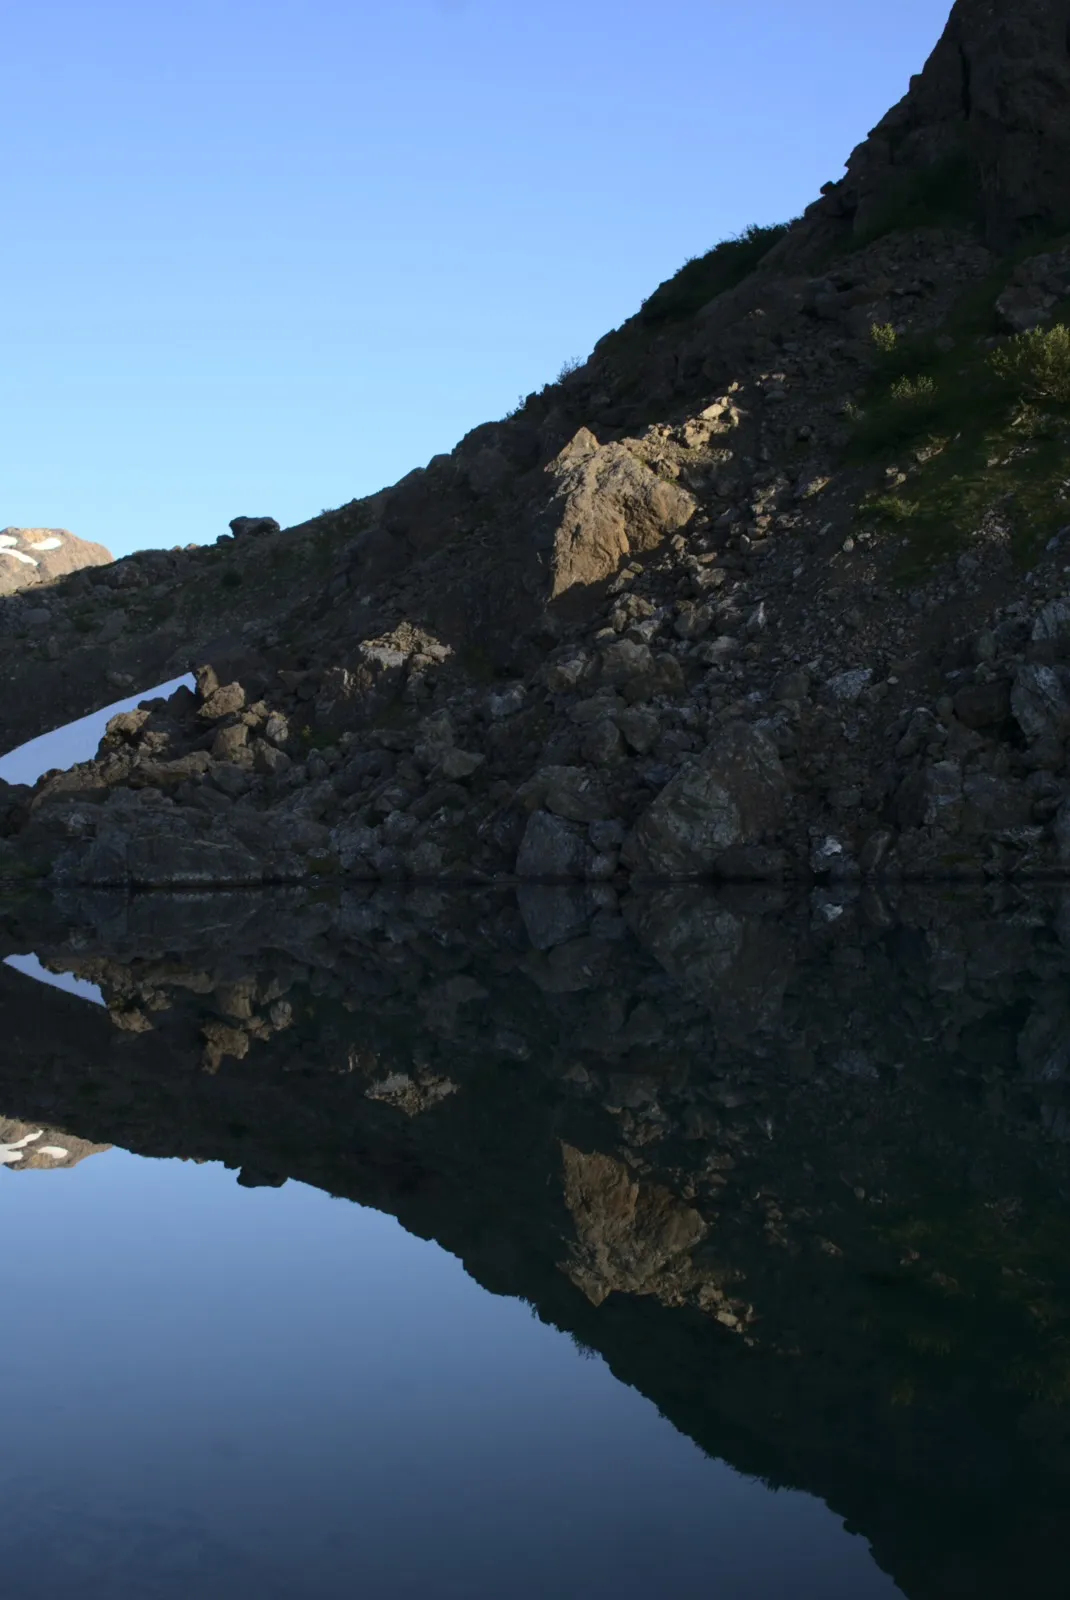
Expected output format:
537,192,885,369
0,1116,110,1171
625,887,792,1036
560,1144,707,1306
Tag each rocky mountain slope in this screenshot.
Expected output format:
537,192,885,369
5,0,1070,884
0,527,111,598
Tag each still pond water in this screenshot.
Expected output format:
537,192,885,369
1,778,1069,1599
2,1141,897,1599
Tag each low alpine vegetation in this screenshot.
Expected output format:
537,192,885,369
640,221,792,326
989,324,1070,404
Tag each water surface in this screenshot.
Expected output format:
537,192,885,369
2,881,1069,1598
3,1147,895,1599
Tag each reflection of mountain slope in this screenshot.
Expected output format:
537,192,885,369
0,1115,110,1172
2,886,1070,1598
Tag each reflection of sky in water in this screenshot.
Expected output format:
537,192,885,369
0,673,194,786
0,1150,901,1599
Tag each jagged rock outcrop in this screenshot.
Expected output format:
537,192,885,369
788,0,1070,255
0,526,111,597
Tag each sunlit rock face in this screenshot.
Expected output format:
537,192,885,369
0,528,112,597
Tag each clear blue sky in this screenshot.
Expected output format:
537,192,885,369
6,0,953,558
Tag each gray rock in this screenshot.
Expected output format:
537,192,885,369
516,810,590,878
589,818,626,852
229,516,280,538
486,684,527,720
516,885,593,951
253,741,292,776
825,667,872,705
439,748,485,781
521,766,610,824
961,774,1033,833
1053,798,1070,865
1011,663,1070,741
617,706,661,755
1032,597,1070,652
772,670,811,703
623,723,788,877
329,820,380,871
79,829,267,888
953,680,1011,730
581,718,625,766
542,651,590,693
896,761,963,831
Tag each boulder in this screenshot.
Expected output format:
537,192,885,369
520,767,611,824
953,680,1012,730
534,434,696,607
1011,664,1070,742
516,810,591,878
895,761,964,832
1032,596,1070,652
623,723,788,877
228,516,280,538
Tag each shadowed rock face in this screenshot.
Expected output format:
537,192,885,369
2,884,1070,1599
789,0,1070,254
0,528,112,597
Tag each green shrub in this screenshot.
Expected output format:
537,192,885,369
640,221,792,326
863,493,921,523
890,375,938,405
871,322,899,355
989,324,1070,404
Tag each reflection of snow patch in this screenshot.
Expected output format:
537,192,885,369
0,548,38,567
0,1130,42,1165
39,1146,69,1160
27,537,62,551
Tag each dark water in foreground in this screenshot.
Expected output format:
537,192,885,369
2,883,1070,1598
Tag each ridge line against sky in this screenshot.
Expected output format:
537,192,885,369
6,0,953,558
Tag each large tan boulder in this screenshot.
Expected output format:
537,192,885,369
0,526,112,597
534,430,696,605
